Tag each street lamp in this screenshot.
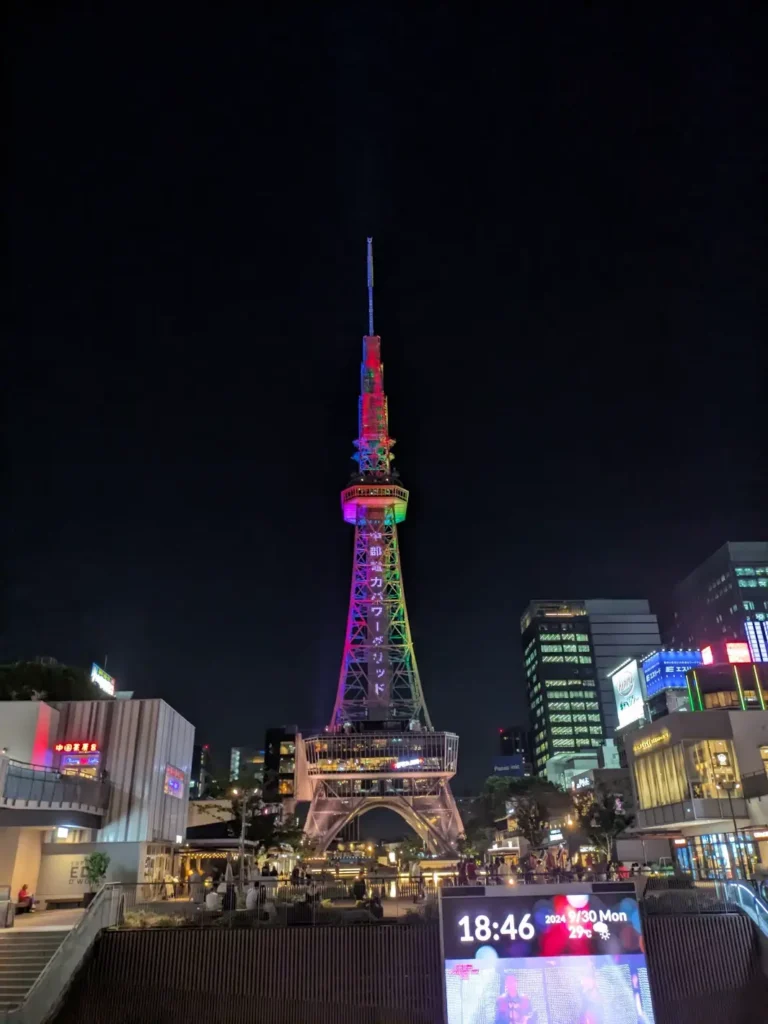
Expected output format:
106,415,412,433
717,781,747,879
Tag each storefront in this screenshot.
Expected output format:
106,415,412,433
675,832,757,880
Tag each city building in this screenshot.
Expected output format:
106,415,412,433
0,696,194,905
263,727,297,810
671,541,768,652
494,726,531,776
583,599,661,734
229,747,265,788
521,599,659,782
626,708,768,879
686,650,768,712
608,649,703,733
521,601,604,781
190,743,212,798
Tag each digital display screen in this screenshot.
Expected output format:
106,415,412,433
441,887,655,1023
61,753,101,768
163,765,185,798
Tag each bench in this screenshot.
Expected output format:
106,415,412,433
43,896,85,910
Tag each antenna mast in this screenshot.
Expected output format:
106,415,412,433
366,236,374,336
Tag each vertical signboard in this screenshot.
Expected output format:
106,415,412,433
610,660,645,729
440,885,655,1023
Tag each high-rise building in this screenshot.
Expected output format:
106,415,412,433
521,598,661,779
229,746,265,787
499,726,531,760
584,599,661,733
190,743,211,797
671,541,768,652
521,601,604,779
263,727,296,803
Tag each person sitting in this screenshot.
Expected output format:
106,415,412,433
205,887,221,911
16,885,34,913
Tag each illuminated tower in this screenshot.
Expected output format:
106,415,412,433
302,240,462,853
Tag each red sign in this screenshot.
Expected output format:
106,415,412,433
55,742,99,753
701,646,714,666
726,642,752,664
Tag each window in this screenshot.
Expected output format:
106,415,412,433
586,701,600,711
634,744,688,809
563,655,579,664
541,644,564,653
589,727,603,736
542,655,565,663
736,567,756,576
562,643,577,653
685,739,739,798
550,714,573,724
548,700,570,711
560,633,576,641
575,633,589,642
570,701,586,710
546,679,571,688
551,726,574,736
739,580,758,588
553,739,576,749
578,656,592,664
577,644,591,653
587,714,602,723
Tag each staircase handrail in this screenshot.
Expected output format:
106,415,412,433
714,879,768,937
1,883,124,1023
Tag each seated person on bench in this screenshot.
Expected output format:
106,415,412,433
16,884,35,913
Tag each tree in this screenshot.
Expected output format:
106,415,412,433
574,793,634,860
396,833,427,866
83,852,110,892
511,794,548,849
0,661,107,702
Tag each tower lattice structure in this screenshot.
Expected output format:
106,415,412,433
301,240,462,854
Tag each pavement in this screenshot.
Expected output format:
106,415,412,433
13,909,84,931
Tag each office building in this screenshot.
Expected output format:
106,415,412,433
229,747,265,787
190,743,212,798
263,727,298,814
521,601,604,780
584,599,661,734
671,541,768,651
499,726,531,761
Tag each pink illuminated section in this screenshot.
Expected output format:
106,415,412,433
701,646,714,665
726,641,752,664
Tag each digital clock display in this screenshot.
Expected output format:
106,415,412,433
440,886,656,1023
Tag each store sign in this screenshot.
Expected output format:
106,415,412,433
90,663,116,696
674,838,687,847
61,753,100,768
726,642,752,665
571,775,593,790
164,765,186,798
55,742,99,753
752,830,768,840
632,728,671,757
548,829,564,843
440,886,656,1023
611,660,645,729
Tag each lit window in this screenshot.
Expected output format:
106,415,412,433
577,644,591,653
575,633,588,641
739,580,758,588
562,644,577,653
578,656,592,664
563,655,579,663
744,602,756,611
736,567,756,576
541,644,564,653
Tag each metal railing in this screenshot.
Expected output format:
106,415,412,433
0,758,109,811
109,878,438,928
2,884,124,1024
714,879,768,937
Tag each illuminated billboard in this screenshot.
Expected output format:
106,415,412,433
163,765,186,798
609,660,645,729
90,663,116,697
440,885,655,1023
641,648,702,697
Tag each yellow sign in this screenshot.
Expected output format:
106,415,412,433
632,728,671,757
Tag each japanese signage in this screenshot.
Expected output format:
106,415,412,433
90,663,116,696
367,512,390,712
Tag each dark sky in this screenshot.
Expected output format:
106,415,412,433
6,6,766,788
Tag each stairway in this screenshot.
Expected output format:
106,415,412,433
0,930,66,1012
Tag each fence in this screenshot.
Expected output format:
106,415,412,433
0,760,109,810
53,925,444,1024
114,879,438,929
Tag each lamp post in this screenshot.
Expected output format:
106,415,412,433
718,781,747,879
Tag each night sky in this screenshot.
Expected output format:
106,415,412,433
6,7,766,788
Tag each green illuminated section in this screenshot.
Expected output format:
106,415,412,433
692,670,704,711
733,667,746,710
754,666,766,710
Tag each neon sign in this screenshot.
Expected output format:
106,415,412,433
90,663,116,696
726,642,751,664
632,728,671,757
393,758,423,769
164,765,185,798
701,646,714,665
55,742,98,753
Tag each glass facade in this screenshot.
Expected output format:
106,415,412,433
676,833,757,880
633,738,740,808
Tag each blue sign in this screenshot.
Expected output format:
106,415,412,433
492,755,524,777
642,649,702,697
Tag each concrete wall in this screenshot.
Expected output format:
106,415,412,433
0,827,45,896
0,702,60,766
36,842,149,899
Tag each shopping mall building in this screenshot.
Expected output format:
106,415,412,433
0,696,193,906
626,703,768,879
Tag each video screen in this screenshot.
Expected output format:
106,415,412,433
441,890,655,1024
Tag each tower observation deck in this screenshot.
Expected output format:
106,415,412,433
302,240,462,854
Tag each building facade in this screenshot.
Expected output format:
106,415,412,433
521,601,604,778
0,697,194,905
671,541,768,651
229,747,265,787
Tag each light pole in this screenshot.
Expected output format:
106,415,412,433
718,781,747,879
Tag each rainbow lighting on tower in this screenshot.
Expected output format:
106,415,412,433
300,240,463,854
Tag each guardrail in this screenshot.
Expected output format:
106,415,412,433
0,758,109,811
2,884,124,1024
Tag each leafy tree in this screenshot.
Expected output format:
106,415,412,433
574,793,634,860
83,852,110,891
395,833,427,865
511,794,548,848
0,661,106,702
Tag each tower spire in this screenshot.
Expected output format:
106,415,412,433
366,236,374,336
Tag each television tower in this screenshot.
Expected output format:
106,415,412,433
301,240,462,853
